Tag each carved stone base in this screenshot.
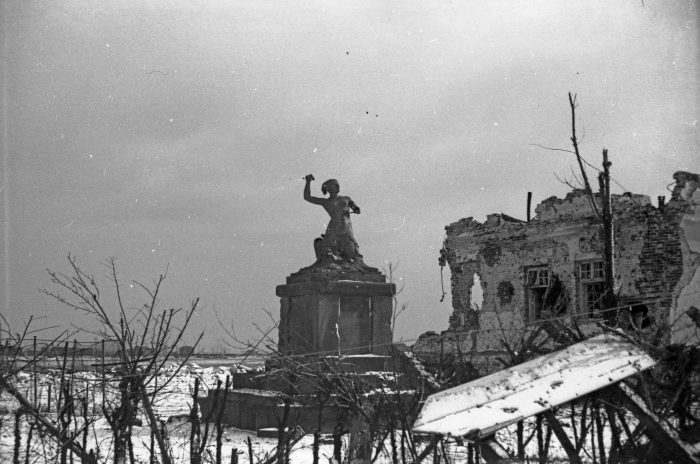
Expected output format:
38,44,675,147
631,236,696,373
276,269,395,355
289,259,382,284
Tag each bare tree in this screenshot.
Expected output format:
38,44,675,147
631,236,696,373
536,93,617,321
41,255,202,464
565,93,617,321
384,262,408,340
0,316,100,463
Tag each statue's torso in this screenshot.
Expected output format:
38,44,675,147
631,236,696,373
324,196,354,238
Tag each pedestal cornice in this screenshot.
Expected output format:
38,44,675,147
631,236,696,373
276,280,396,297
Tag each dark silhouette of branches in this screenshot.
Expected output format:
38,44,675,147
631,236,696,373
38,255,202,464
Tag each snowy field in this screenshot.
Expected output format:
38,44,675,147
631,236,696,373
0,360,346,463
1,360,577,463
0,361,431,463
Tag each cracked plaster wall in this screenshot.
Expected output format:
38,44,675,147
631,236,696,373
417,172,699,367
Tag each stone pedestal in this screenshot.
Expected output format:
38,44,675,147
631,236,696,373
276,268,395,355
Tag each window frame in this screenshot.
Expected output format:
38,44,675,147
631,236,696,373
525,265,551,323
577,259,605,318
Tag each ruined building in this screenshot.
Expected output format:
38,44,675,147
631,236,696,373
414,171,699,373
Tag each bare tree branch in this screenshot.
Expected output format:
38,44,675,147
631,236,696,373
568,92,602,219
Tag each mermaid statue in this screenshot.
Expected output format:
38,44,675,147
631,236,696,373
303,174,364,265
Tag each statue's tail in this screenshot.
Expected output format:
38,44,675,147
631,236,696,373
313,236,324,262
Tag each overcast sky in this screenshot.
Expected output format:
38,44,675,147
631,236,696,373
1,0,698,350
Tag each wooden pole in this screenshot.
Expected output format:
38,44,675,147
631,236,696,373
101,340,105,412
33,336,37,407
594,402,607,464
14,408,22,464
599,149,616,322
543,411,582,464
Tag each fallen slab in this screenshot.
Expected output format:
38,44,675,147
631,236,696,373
413,333,655,439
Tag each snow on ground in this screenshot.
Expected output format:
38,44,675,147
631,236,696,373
0,361,316,463
0,413,340,464
0,360,579,463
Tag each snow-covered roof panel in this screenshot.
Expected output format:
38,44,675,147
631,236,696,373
413,333,655,439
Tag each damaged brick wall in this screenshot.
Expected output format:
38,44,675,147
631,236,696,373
415,171,699,372
670,172,700,344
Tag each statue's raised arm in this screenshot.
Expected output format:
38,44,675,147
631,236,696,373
303,174,325,205
303,175,363,265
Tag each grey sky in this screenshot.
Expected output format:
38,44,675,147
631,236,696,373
1,0,698,349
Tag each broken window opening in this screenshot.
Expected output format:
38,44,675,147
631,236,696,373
470,273,484,311
578,260,605,317
527,267,550,287
629,302,650,329
525,266,550,322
